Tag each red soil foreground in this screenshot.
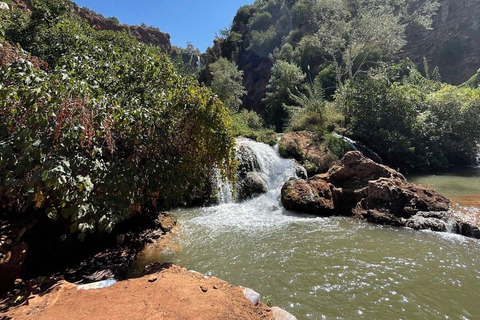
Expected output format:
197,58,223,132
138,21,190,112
2,265,274,320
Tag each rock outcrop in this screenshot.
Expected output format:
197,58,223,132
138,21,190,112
404,0,480,85
280,151,480,238
279,131,351,176
235,143,269,201
9,0,171,53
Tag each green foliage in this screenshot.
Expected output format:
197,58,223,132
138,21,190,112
325,134,350,159
264,60,306,131
288,79,325,132
209,57,247,112
231,110,277,146
462,69,480,89
338,63,480,170
248,11,273,31
0,1,235,238
248,26,281,58
171,43,202,78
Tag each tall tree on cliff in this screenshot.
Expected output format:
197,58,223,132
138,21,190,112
294,0,441,90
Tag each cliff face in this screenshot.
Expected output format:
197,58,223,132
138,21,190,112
74,6,171,53
9,0,171,53
404,0,480,84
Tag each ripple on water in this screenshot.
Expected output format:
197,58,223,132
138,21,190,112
138,210,480,320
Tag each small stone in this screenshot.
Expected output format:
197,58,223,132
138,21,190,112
200,285,208,292
148,276,157,283
241,287,260,306
0,2,10,10
212,285,218,290
271,307,297,320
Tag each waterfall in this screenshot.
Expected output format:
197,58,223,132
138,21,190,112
332,133,383,164
213,167,234,204
214,138,298,205
196,139,311,231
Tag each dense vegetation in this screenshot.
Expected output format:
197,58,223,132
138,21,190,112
1,0,479,242
0,0,235,238
196,0,480,171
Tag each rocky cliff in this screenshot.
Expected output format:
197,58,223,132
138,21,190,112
215,0,479,114
9,0,171,53
404,0,480,84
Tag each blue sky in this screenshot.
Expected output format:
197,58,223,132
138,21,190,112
73,0,255,52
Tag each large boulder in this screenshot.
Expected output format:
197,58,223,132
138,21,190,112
327,151,405,189
281,151,454,234
234,143,268,201
237,172,268,201
358,178,450,218
236,144,261,176
281,177,336,216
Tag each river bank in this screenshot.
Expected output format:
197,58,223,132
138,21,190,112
1,264,275,320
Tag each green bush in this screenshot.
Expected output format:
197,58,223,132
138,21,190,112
0,3,235,238
231,110,277,145
338,64,480,170
248,12,273,31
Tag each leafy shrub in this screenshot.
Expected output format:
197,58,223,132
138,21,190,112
0,4,235,238
231,110,277,146
209,57,246,112
248,12,273,31
338,64,480,170
248,26,281,58
264,60,306,131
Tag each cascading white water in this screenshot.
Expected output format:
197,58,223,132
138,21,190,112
215,138,297,204
212,167,234,204
200,138,312,230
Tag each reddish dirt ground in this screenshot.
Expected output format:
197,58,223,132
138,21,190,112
2,265,273,320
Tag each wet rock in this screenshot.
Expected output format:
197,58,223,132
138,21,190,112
272,307,298,320
241,287,260,306
359,178,450,217
237,172,268,200
282,151,452,233
449,211,480,239
292,159,308,180
402,215,448,232
236,144,261,176
281,177,335,216
159,215,177,233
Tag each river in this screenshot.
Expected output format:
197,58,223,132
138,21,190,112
133,140,480,320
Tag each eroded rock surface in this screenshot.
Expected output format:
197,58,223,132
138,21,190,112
280,151,480,238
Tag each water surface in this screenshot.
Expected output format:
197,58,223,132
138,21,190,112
408,167,480,208
134,143,480,319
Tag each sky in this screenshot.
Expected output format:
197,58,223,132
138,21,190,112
72,0,255,52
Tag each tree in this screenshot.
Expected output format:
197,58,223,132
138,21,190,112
264,60,306,131
210,57,247,112
295,0,440,89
